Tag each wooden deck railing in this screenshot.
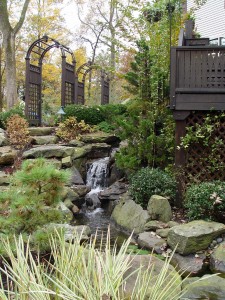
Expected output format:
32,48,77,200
170,46,225,110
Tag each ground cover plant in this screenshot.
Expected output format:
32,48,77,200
0,230,192,300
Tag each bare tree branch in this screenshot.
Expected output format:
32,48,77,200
14,0,31,34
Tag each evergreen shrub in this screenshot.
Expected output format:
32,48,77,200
0,105,25,129
129,167,176,209
185,181,225,221
0,158,70,234
97,121,116,133
64,104,105,125
98,104,127,121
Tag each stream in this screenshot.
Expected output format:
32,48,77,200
71,157,129,248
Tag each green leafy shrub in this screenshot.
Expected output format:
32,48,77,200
0,105,25,129
185,181,225,221
64,104,105,125
129,167,176,208
0,158,70,234
6,114,30,150
56,116,94,142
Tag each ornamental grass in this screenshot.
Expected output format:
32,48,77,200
0,229,195,299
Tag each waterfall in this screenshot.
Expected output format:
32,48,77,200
86,157,109,190
85,157,109,210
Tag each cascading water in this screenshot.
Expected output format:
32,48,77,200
73,156,128,247
86,157,109,190
84,157,109,210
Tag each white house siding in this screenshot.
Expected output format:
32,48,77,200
187,0,225,40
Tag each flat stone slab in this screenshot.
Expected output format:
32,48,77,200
144,220,167,231
181,275,225,300
23,145,75,159
32,135,59,145
80,132,119,144
28,127,55,136
98,181,128,201
137,231,166,254
210,241,225,276
85,143,111,159
167,220,225,255
171,253,207,277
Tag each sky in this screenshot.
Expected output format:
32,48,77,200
61,1,80,32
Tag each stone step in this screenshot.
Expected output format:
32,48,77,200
31,135,59,145
28,127,55,136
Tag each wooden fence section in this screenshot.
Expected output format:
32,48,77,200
170,46,225,111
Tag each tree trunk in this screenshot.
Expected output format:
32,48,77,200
0,0,31,109
5,30,17,109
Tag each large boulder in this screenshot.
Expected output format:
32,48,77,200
122,255,182,299
181,275,225,300
147,195,172,222
111,193,150,234
137,231,167,254
167,220,225,255
210,241,225,276
0,146,17,165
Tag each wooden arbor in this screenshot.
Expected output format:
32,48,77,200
25,35,76,125
75,62,110,105
170,21,225,200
